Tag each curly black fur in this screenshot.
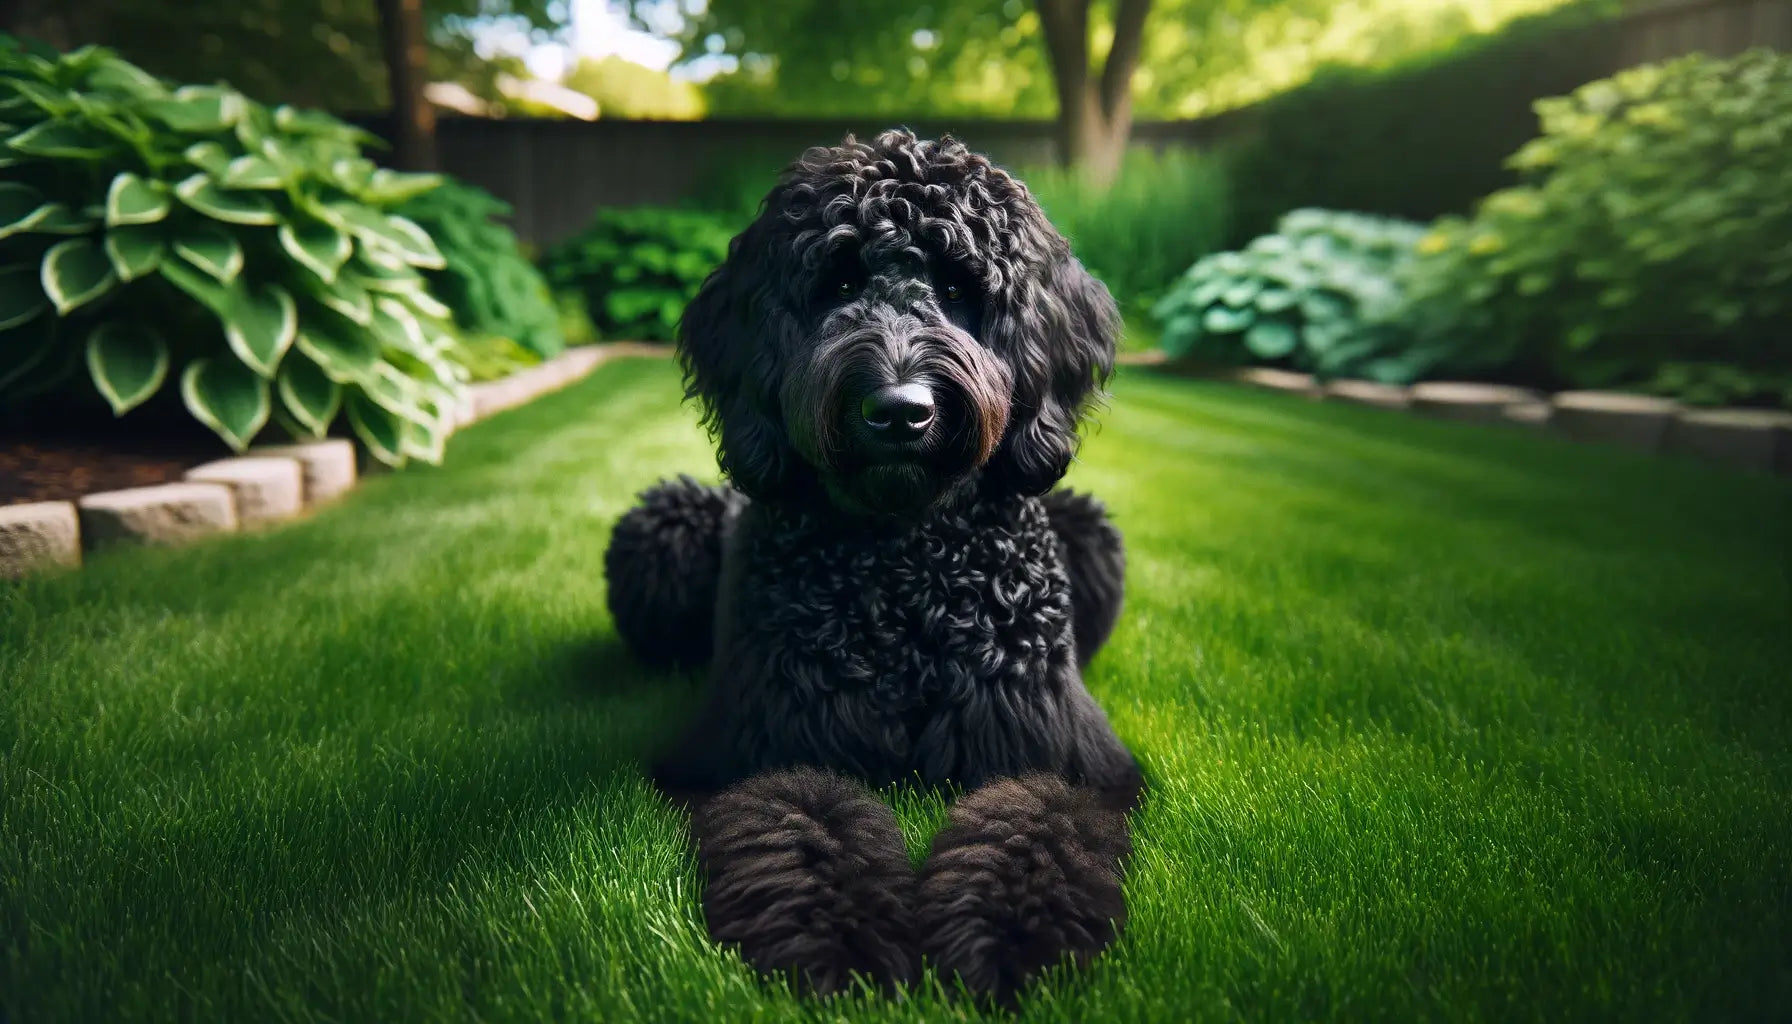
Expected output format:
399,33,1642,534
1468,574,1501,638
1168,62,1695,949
603,474,745,669
918,775,1132,1006
1039,488,1126,667
605,129,1145,1003
690,768,918,996
609,481,1125,674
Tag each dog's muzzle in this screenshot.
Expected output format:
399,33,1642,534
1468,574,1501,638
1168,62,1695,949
784,309,1012,516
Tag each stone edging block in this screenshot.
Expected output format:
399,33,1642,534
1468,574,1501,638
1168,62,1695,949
186,456,304,525
1410,382,1541,424
1,500,81,580
1233,368,1319,395
463,344,624,424
1503,401,1552,428
1548,390,1680,451
252,440,357,505
1665,408,1792,473
76,482,237,550
1324,379,1410,410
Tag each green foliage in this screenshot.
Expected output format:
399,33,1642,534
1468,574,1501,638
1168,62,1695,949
10,0,561,113
1153,209,1435,382
1020,147,1231,327
634,0,1589,122
562,56,705,120
1224,0,1625,243
441,332,542,384
0,39,466,464
395,179,564,359
541,207,735,342
1403,49,1792,408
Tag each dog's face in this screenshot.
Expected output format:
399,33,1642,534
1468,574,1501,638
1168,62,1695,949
677,130,1119,520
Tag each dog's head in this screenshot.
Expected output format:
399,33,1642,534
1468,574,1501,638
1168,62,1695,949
677,129,1119,520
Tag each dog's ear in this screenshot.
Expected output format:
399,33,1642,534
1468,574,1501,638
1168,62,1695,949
983,245,1120,496
676,221,801,500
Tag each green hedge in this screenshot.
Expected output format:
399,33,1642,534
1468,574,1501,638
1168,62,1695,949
1224,1,1626,244
1402,49,1792,409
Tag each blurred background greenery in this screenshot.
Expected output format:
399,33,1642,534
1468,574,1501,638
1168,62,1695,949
3,0,1789,463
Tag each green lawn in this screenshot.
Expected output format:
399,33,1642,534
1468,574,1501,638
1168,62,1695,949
4,355,1789,1022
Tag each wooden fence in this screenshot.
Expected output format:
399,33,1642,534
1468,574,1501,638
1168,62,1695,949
366,0,1789,247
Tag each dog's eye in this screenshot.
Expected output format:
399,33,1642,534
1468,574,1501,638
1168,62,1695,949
835,280,857,299
943,284,963,302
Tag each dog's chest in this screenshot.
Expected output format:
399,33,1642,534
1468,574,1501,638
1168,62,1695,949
737,495,1075,712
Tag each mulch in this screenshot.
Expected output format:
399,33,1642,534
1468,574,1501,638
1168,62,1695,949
2,432,233,507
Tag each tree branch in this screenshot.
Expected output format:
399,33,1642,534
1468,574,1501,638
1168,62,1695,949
1097,0,1151,118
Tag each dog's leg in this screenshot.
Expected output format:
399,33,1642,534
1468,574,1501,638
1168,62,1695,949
915,774,1132,1007
689,767,919,996
1040,488,1125,667
603,475,745,670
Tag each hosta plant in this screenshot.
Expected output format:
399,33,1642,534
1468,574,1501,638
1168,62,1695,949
394,179,564,359
0,37,464,465
1402,49,1792,407
542,206,735,342
1151,208,1434,383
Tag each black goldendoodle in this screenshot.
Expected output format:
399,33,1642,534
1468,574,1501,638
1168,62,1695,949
603,129,1144,1004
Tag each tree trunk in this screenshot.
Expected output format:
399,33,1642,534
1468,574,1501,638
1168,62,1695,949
1035,0,1149,187
375,0,438,171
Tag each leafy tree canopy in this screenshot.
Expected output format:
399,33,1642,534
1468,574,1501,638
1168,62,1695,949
2,0,563,111
564,55,706,119
637,0,1595,119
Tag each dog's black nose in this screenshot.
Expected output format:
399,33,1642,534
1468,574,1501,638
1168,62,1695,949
860,383,935,439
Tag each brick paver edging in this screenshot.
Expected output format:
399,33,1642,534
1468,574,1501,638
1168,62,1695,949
2,343,670,580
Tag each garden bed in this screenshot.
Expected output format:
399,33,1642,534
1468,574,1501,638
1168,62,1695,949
1,343,668,580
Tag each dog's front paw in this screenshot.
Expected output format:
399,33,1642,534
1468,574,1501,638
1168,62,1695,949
917,774,1132,1006
691,767,917,996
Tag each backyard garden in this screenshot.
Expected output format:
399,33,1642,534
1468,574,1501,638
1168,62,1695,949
3,5,1791,1021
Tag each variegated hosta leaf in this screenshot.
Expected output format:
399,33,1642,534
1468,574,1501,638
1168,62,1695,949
0,262,47,330
141,85,244,134
294,321,380,384
0,182,47,240
345,389,405,467
40,238,117,314
220,154,286,190
181,356,270,452
85,321,170,414
278,220,352,283
104,224,165,282
222,282,297,378
105,172,171,226
401,417,447,465
175,173,278,226
172,224,244,284
275,353,341,438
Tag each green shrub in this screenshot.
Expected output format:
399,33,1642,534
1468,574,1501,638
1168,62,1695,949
1152,208,1437,382
540,206,735,342
1402,49,1792,407
0,38,464,465
1224,0,1625,244
441,332,540,383
394,179,564,359
1021,147,1231,332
